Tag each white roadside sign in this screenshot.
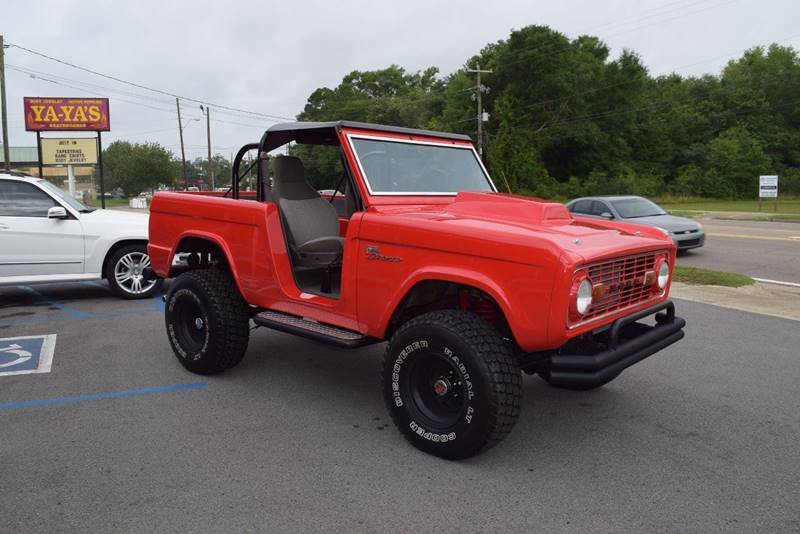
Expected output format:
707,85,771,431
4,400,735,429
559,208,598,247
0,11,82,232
759,175,778,198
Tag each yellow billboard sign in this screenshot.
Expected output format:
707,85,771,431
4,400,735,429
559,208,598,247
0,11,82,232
41,138,98,165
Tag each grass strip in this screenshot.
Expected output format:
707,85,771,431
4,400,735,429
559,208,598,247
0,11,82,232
657,199,800,214
674,265,755,287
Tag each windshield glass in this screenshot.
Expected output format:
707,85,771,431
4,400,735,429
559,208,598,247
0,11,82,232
37,179,91,212
350,137,494,194
611,197,666,218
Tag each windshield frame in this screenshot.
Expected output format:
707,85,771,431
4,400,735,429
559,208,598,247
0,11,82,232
610,197,667,218
345,133,497,196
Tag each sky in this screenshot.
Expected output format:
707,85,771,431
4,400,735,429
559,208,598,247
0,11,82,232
2,0,799,161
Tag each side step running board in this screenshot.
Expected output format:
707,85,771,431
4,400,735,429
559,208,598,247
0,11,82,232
253,310,375,348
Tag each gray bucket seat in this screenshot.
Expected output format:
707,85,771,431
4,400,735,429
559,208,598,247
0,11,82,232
272,156,344,268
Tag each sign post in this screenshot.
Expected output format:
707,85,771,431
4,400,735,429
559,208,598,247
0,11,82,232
23,97,110,207
35,131,43,178
759,175,778,212
97,131,105,208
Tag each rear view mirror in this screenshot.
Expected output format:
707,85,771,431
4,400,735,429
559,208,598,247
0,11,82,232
48,206,68,219
601,212,613,219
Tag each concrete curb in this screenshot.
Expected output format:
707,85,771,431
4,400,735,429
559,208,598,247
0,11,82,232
670,281,800,322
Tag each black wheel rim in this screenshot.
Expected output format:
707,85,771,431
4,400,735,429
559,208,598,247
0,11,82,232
403,351,468,430
173,296,206,353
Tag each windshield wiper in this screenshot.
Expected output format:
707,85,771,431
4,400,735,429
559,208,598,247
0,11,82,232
626,213,663,218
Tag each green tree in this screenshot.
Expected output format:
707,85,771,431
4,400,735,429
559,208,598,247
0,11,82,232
706,126,772,198
293,25,800,200
298,65,445,127
184,155,231,189
103,141,177,196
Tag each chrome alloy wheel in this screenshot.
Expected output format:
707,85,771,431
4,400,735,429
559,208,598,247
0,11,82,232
114,251,157,296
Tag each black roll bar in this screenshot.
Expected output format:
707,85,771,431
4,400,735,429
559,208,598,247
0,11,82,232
229,142,259,199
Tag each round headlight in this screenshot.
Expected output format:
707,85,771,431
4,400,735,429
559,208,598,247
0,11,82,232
657,260,669,289
576,278,593,315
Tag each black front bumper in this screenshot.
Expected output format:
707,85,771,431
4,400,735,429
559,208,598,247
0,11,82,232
548,300,685,388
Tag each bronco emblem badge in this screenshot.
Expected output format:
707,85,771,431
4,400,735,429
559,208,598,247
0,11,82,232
365,246,402,263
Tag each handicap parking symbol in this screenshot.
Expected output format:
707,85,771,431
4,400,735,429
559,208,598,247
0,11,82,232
0,335,57,376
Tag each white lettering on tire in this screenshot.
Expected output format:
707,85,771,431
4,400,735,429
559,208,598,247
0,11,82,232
409,420,456,443
167,289,210,361
393,340,479,434
391,339,429,407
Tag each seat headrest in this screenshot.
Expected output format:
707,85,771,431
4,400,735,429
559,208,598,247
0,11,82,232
273,156,305,184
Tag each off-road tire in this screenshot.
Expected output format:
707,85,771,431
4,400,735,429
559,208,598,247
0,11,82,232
382,310,522,460
165,269,250,375
105,243,163,299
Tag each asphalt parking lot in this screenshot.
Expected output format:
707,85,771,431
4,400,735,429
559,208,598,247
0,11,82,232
1,282,799,532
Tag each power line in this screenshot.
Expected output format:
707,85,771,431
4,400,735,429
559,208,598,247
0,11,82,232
317,0,738,122
494,94,800,144
466,30,800,142
6,65,277,131
570,0,717,35
5,41,295,121
487,49,800,139
498,31,800,117
492,0,736,73
7,63,277,124
650,95,797,133
6,63,173,105
7,65,179,113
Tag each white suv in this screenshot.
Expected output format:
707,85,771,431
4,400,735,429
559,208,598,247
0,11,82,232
0,172,162,299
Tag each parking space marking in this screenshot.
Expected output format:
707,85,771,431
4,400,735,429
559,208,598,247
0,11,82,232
703,224,800,233
0,335,57,376
706,232,800,242
18,286,87,318
0,285,165,328
0,307,159,328
0,382,208,411
753,277,800,288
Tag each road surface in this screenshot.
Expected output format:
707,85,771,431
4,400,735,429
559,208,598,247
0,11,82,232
1,283,798,532
677,219,800,284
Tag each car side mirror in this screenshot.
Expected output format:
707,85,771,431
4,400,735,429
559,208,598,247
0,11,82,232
48,206,68,219
600,212,614,219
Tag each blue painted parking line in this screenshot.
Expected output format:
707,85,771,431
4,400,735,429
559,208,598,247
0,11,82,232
0,284,166,328
0,308,159,328
0,382,208,411
150,293,165,312
18,286,87,318
79,281,163,309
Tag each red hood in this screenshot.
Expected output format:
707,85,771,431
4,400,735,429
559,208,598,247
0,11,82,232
358,192,673,267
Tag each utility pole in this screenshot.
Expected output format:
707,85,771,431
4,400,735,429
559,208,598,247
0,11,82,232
176,98,187,186
200,105,213,190
1,35,11,171
466,63,492,159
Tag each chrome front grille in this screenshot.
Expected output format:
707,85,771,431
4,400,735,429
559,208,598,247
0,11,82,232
580,251,664,322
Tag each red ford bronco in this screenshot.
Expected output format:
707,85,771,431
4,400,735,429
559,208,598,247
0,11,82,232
148,121,685,459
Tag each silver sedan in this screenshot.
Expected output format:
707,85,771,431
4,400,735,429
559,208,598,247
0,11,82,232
566,195,705,250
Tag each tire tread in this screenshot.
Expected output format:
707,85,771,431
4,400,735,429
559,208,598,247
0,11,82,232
168,269,249,374
382,310,522,458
